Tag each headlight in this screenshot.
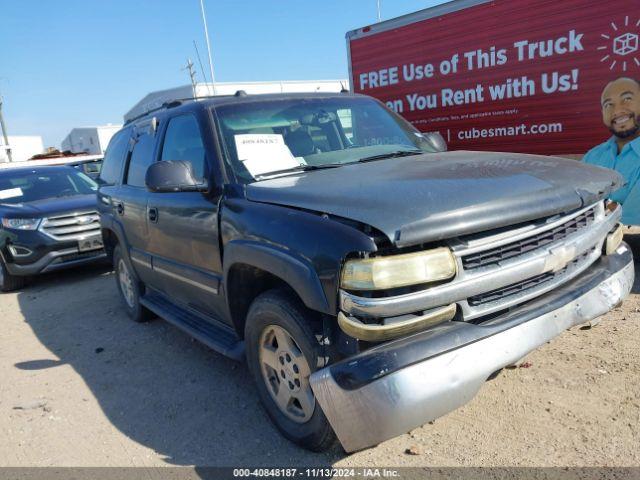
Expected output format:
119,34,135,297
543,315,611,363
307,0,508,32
1,218,42,230
341,247,457,290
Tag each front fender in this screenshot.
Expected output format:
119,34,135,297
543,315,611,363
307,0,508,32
224,240,330,314
220,198,379,316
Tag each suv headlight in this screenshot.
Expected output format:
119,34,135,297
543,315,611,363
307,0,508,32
1,218,42,230
341,247,457,290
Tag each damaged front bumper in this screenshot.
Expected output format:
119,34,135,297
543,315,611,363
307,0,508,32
310,244,634,453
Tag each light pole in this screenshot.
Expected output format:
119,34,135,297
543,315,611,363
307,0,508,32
199,0,217,95
0,92,12,163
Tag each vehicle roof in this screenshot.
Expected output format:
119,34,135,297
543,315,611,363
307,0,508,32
126,91,368,125
0,165,76,176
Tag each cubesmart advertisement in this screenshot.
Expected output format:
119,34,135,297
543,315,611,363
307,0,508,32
348,0,640,155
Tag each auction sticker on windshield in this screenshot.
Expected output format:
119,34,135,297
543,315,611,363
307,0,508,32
234,134,302,177
0,188,23,200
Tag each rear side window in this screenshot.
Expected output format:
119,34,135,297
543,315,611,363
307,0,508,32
126,132,156,187
160,114,206,180
99,129,130,185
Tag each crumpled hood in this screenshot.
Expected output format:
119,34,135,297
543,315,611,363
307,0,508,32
0,194,98,218
246,151,622,247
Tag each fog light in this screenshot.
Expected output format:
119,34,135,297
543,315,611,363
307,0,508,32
8,245,33,257
605,224,624,256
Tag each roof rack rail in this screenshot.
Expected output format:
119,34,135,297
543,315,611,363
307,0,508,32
124,99,184,125
124,94,239,125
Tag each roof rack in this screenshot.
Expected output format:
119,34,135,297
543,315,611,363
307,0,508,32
123,95,234,126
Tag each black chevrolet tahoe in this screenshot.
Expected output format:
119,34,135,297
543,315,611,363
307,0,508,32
98,92,633,452
0,165,106,291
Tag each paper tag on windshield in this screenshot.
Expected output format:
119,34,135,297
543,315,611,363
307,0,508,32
0,187,23,200
234,134,301,177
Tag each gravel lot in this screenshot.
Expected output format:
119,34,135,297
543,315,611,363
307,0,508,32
1,238,639,467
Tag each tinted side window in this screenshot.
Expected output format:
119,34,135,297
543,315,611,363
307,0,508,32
160,114,206,180
126,132,156,187
99,129,130,185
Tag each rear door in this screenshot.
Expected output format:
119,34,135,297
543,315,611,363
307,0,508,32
113,124,158,285
146,112,226,321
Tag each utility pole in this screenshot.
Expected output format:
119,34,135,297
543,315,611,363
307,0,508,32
0,92,12,163
376,0,381,22
199,0,217,95
183,59,198,98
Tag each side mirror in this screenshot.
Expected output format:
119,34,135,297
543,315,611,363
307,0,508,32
145,160,207,193
417,132,448,153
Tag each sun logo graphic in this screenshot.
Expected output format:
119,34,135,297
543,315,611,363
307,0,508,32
599,16,640,71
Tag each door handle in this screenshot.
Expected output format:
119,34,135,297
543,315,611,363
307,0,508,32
116,203,124,216
148,207,158,223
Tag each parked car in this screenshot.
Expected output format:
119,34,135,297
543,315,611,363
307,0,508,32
0,166,106,291
98,92,633,453
68,158,103,180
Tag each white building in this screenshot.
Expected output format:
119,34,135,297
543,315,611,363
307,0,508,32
0,135,44,163
125,80,349,123
61,124,122,155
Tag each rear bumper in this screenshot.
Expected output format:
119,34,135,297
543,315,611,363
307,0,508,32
310,244,634,452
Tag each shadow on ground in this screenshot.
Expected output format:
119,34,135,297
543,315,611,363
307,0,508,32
15,265,342,466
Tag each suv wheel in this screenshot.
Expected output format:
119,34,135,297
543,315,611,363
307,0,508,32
0,256,26,292
113,245,153,322
245,290,336,452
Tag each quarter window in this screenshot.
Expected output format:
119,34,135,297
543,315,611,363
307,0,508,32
99,128,130,185
160,114,206,180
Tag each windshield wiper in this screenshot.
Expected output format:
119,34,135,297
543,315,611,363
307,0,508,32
355,150,423,163
254,163,344,180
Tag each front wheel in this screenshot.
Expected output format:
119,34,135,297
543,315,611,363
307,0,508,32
0,256,26,292
245,290,336,452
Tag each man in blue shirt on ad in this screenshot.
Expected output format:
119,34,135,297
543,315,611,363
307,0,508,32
584,77,640,225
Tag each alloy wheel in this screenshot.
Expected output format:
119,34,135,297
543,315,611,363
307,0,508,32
118,258,135,308
259,324,315,423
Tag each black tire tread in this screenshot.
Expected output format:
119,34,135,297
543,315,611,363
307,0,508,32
0,258,26,292
245,289,336,452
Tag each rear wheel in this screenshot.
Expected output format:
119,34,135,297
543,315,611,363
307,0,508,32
0,257,26,292
113,245,153,322
245,290,336,452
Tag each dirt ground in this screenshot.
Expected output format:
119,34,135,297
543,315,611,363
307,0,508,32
1,239,639,468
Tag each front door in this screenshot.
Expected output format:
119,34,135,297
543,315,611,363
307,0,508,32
146,113,226,321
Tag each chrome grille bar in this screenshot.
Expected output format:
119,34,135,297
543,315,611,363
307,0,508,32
340,202,616,320
39,211,101,241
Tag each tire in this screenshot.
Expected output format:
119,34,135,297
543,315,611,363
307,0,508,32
0,256,26,292
245,289,336,452
113,245,153,323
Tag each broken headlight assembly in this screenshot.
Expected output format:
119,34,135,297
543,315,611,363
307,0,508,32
341,247,457,290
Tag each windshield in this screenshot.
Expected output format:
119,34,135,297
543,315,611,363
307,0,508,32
214,96,440,182
0,168,98,205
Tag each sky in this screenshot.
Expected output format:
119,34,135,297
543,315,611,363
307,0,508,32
1,0,449,148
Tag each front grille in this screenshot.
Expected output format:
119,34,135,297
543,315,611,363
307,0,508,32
461,207,596,270
467,250,592,307
40,211,101,241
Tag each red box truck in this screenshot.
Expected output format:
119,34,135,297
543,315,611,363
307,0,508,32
346,0,640,156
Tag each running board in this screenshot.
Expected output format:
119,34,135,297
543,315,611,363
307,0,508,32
140,292,245,361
